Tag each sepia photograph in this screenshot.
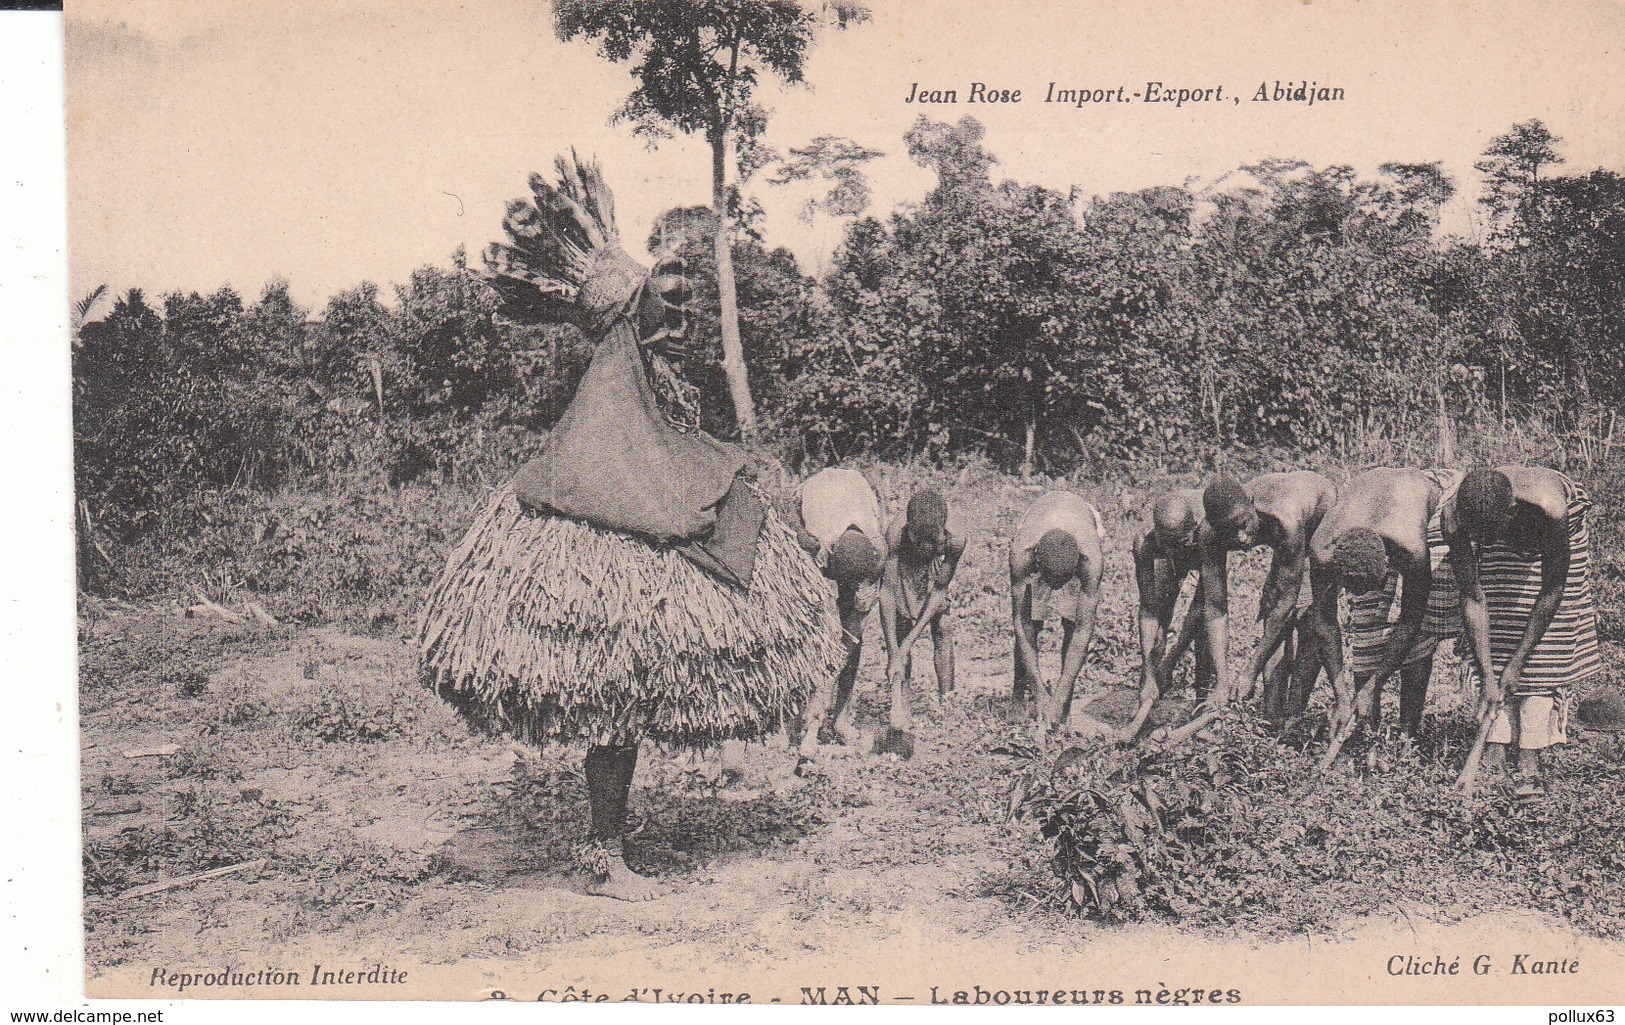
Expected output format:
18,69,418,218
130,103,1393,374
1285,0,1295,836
57,0,1625,1006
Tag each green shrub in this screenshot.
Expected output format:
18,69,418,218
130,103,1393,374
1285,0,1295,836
83,787,295,898
1014,715,1625,936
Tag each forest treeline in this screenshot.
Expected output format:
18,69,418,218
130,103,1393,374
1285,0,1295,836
73,116,1624,558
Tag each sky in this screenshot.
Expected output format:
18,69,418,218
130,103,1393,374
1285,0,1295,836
66,0,1625,310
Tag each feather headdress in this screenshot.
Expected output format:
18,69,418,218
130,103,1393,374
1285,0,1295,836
483,151,647,328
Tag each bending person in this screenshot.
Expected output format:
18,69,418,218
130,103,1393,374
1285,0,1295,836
790,467,888,756
1446,466,1601,798
1127,472,1336,741
1008,490,1106,733
1223,472,1338,724
878,488,967,757
1307,468,1463,767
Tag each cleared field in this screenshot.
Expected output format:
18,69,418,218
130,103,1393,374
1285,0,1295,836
80,461,1625,993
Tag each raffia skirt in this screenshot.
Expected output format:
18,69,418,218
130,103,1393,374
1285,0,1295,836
417,486,839,749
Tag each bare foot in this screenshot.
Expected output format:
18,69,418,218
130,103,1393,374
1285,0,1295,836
1062,712,1116,743
872,727,916,760
830,717,859,747
587,859,665,902
800,735,863,760
1514,775,1546,801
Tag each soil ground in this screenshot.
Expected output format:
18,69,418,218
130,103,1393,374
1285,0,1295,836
79,607,1625,1005
78,470,1625,1003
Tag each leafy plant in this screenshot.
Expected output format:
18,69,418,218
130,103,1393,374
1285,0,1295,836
1013,715,1625,937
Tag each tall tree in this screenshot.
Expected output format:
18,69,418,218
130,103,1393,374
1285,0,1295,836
1183,160,1469,453
554,0,870,439
646,204,817,437
896,116,1090,475
71,284,109,346
1476,169,1625,408
1475,119,1564,236
768,135,883,272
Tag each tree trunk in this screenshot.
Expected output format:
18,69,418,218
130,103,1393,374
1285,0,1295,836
1022,416,1036,480
711,134,759,440
1436,384,1455,466
366,354,385,417
1021,363,1035,478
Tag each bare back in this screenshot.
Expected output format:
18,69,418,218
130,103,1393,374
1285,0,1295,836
1138,488,1205,567
1311,468,1437,570
1249,470,1337,551
1009,491,1105,583
799,468,886,566
1484,465,1571,553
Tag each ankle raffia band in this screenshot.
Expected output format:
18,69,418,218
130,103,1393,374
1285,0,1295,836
574,837,623,877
